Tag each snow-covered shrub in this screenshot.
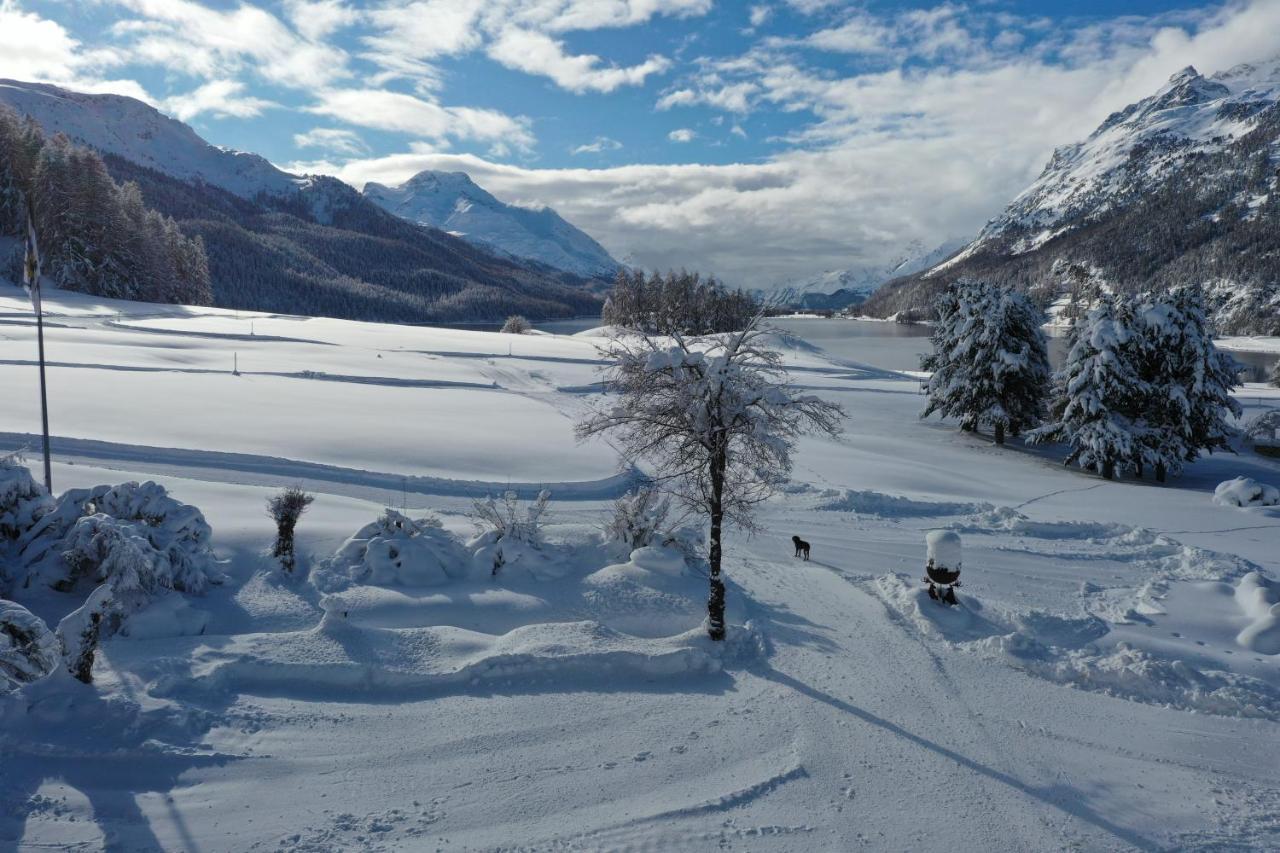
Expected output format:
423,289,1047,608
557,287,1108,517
1243,409,1280,447
501,314,531,334
1213,477,1280,508
267,487,313,574
603,486,671,555
0,599,58,694
313,509,468,592
20,481,217,593
0,453,52,543
470,490,556,577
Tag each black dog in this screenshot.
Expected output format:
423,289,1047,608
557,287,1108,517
792,535,810,560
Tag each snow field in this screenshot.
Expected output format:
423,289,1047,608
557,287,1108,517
1,285,1279,849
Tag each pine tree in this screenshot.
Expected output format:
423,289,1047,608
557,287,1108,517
921,280,1050,444
1033,295,1147,479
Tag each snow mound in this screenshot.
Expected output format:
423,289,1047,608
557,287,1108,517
816,489,991,518
1235,572,1280,655
1213,477,1280,508
925,530,962,569
186,616,761,699
312,509,469,592
583,546,704,638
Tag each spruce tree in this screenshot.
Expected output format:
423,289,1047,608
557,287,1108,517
1033,295,1146,479
921,280,1050,444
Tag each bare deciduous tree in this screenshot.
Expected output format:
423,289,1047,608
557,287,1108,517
577,317,844,640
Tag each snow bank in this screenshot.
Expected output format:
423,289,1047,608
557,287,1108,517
816,489,991,518
1213,477,1280,508
312,509,469,592
184,615,761,698
1235,572,1280,655
583,546,704,638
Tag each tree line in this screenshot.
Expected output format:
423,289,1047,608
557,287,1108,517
602,268,762,335
0,106,211,304
923,280,1241,481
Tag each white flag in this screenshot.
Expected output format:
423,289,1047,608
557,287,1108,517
23,209,41,315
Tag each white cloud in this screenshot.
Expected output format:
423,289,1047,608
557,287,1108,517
668,128,696,143
0,3,148,100
571,136,623,155
163,79,276,121
307,89,534,150
293,127,369,156
283,0,361,42
749,5,772,29
485,28,670,94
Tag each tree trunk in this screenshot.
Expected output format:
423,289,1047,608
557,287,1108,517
707,448,727,642
994,423,1005,445
1135,459,1144,479
1156,463,1167,483
1102,459,1115,480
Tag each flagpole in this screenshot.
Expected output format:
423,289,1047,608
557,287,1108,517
24,201,52,493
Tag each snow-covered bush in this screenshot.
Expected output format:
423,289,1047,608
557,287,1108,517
1243,409,1280,447
501,314,531,334
470,490,554,577
0,599,58,694
1213,477,1280,508
21,481,217,593
313,509,468,592
0,453,52,543
267,486,313,574
603,486,671,554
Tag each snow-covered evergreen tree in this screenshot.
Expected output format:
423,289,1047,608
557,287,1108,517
0,599,58,693
1172,287,1242,461
921,280,1050,444
578,317,844,640
1033,296,1147,479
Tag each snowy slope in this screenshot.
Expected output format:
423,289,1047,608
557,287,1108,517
365,171,620,279
0,80,299,199
963,57,1280,257
1,285,1279,850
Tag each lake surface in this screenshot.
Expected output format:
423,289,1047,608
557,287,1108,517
451,316,1278,381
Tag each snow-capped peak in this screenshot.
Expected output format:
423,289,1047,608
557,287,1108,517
364,170,619,280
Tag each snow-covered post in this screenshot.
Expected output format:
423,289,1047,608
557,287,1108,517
22,200,53,493
924,530,962,605
577,312,844,641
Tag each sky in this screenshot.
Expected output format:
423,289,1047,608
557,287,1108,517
1,0,1279,288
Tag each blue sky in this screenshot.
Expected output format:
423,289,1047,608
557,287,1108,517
1,0,1277,286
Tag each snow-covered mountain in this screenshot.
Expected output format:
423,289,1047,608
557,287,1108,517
365,171,620,280
779,239,965,310
966,59,1280,257
864,57,1280,334
0,80,299,199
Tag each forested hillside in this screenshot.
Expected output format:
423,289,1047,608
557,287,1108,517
103,157,603,322
0,105,210,304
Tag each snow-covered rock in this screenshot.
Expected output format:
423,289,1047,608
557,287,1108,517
365,170,619,279
1213,476,1280,508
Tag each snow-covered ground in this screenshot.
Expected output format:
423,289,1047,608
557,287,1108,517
2,286,1279,851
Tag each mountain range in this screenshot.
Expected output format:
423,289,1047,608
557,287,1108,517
862,57,1280,334
0,79,609,323
778,239,966,311
365,171,619,280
